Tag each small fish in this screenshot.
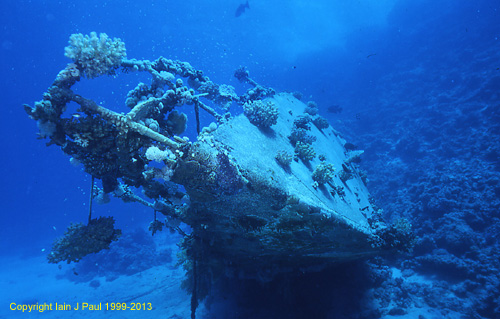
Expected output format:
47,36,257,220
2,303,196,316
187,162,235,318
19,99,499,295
52,226,57,231
41,248,45,252
366,53,377,58
235,0,250,17
327,105,343,114
72,113,82,119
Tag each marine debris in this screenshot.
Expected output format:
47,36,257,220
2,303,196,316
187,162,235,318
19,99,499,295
24,32,413,316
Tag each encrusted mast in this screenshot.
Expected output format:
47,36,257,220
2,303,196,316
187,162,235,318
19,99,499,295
25,32,413,316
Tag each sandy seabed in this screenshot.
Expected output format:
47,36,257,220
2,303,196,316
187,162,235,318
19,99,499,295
0,254,193,319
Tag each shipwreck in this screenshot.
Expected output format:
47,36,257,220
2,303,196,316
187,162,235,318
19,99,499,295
24,32,412,315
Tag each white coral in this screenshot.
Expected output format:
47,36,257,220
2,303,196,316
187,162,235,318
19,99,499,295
37,120,56,138
64,32,126,78
145,146,175,162
154,165,174,181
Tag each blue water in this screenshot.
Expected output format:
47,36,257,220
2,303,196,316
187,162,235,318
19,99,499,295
1,0,500,318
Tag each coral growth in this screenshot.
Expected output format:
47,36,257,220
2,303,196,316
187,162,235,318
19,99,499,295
339,169,353,182
47,217,121,264
293,114,312,130
234,65,250,83
64,32,126,78
241,85,276,103
373,218,416,252
289,127,316,146
294,141,316,162
289,112,317,146
125,82,163,108
37,120,57,138
145,145,175,162
197,82,238,111
55,63,81,86
312,162,336,185
275,150,293,167
292,91,303,100
312,116,330,130
243,100,279,128
148,219,164,236
305,101,319,116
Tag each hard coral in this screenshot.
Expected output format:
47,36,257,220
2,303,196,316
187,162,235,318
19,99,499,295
243,100,279,128
289,127,316,146
47,217,121,264
312,162,335,185
305,101,319,116
145,145,175,163
312,116,330,130
294,141,316,162
293,114,312,130
275,150,293,167
64,32,126,79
